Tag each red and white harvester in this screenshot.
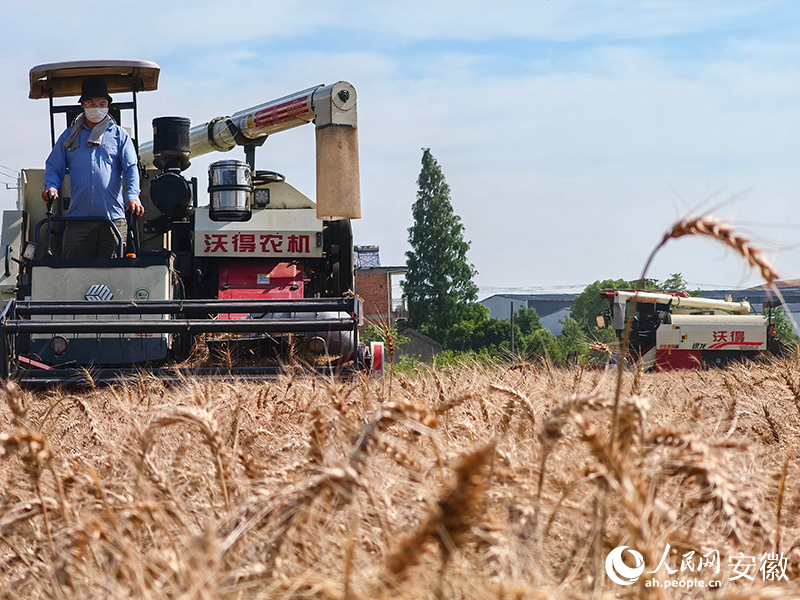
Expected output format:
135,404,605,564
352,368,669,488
1,60,365,385
599,289,781,370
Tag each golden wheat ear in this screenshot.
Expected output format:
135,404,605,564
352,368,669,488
657,217,779,284
589,341,613,358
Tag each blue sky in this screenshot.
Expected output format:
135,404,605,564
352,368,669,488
1,1,799,296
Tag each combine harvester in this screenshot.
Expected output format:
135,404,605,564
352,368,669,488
1,60,365,386
599,289,783,370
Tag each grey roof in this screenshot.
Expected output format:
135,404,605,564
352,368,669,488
481,288,800,304
480,293,577,302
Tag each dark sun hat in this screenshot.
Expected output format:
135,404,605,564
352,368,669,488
79,78,113,103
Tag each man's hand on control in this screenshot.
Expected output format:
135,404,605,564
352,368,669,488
126,199,145,216
42,188,58,203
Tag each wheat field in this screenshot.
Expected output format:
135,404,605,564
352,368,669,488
1,359,800,599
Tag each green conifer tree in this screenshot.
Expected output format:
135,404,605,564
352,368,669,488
403,149,478,342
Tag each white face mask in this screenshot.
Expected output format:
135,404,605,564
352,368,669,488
84,107,109,122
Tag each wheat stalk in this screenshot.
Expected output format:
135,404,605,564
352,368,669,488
779,370,800,418
307,405,328,465
647,429,770,545
490,384,536,434
1,428,55,555
761,404,781,444
68,395,102,446
383,442,496,586
142,406,232,510
534,394,611,536
3,382,27,425
776,442,792,553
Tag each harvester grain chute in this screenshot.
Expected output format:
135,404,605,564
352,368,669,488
1,60,365,386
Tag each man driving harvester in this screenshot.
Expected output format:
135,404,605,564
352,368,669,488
42,77,144,258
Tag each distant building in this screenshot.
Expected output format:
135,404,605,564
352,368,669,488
394,328,443,362
481,293,576,335
354,245,406,329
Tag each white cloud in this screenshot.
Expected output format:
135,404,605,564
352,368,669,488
348,0,786,41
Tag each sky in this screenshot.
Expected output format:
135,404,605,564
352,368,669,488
1,1,799,299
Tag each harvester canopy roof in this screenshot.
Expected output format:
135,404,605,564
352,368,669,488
29,60,160,100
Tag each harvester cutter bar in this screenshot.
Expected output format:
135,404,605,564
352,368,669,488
4,318,355,334
14,298,358,315
1,297,363,384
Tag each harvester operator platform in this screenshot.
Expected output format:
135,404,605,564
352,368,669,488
41,77,144,259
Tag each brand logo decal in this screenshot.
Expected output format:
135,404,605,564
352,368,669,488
85,284,113,302
606,546,645,585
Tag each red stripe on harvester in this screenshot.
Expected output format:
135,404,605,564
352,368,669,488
254,107,312,125
253,97,310,123
707,341,763,350
372,342,383,372
17,355,54,370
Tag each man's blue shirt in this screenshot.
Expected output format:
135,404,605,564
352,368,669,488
44,120,140,221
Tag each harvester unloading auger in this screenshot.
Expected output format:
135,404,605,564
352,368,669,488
1,60,365,386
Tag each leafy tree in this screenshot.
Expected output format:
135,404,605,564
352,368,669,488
446,305,549,353
660,272,689,291
521,328,562,362
442,304,486,351
771,307,799,350
556,316,590,359
361,323,410,348
421,302,591,364
403,149,478,342
657,272,701,296
443,320,478,352
473,318,512,350
570,279,631,342
443,304,507,352
514,307,542,337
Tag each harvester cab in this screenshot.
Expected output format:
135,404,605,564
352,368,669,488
598,289,773,370
21,61,159,264
2,60,364,386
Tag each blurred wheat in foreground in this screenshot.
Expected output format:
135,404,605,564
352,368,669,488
2,360,800,599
